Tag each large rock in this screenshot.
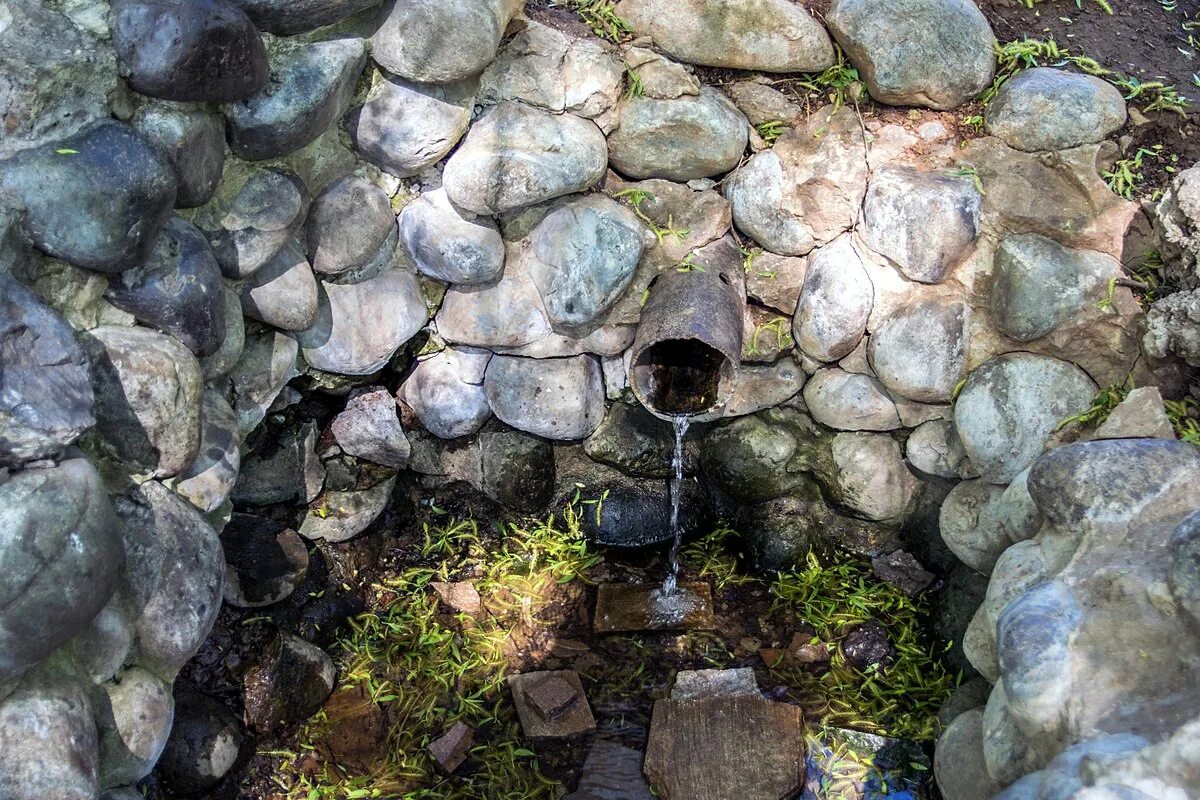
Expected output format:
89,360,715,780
907,420,973,479
105,217,227,356
306,175,396,277
615,0,834,72
240,239,319,332
229,0,380,34
220,514,310,608
436,244,552,348
829,431,917,521
243,633,335,732
734,491,900,570
131,105,226,208
442,102,607,215
827,0,996,110
792,235,872,362
700,408,834,501
297,264,428,375
478,21,623,119
96,666,174,788
989,233,1121,342
80,325,204,478
157,688,242,794
299,475,396,542
939,480,1011,574
583,402,677,478
527,194,646,328
861,166,981,283
194,168,311,280
0,456,123,683
607,88,749,181
0,276,95,467
954,353,1097,484
868,300,968,403
803,369,901,432
398,347,493,439
725,106,867,256
1152,163,1200,289
223,38,367,161
475,427,556,512
201,286,245,380
371,0,522,84
346,76,475,178
331,386,410,468
229,326,299,437
986,68,1127,153
167,390,241,514
112,0,268,102
483,355,605,440
399,189,505,285
0,678,99,800
0,121,177,272
934,708,1003,800
1142,289,1200,367
232,423,323,506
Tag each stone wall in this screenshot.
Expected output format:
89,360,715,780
0,0,1198,797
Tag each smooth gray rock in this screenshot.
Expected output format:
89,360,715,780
986,67,1127,152
989,233,1119,342
954,353,1098,484
1095,386,1176,441
223,38,367,161
115,480,225,679
106,217,227,356
240,239,319,332
398,346,493,439
725,82,804,127
940,480,1011,574
347,75,475,178
243,633,335,732
721,359,806,418
96,667,174,788
443,102,608,215
830,431,917,521
477,427,556,512
483,354,605,440
157,688,242,794
861,166,981,284
564,739,653,800
220,514,310,608
196,169,310,280
803,368,901,431
371,0,522,84
167,390,241,514
700,408,832,501
583,401,676,478
435,244,552,347
907,420,972,479
201,288,244,382
297,265,428,375
232,422,324,506
299,475,396,542
0,121,177,272
827,0,996,110
0,456,123,683
869,300,968,403
527,194,645,328
399,189,505,285
0,678,99,800
131,105,226,208
112,0,268,102
615,0,834,73
608,88,748,182
792,235,872,362
229,326,299,437
331,386,410,468
80,325,204,478
0,276,95,467
306,175,396,277
229,0,380,34
69,594,137,685
934,708,1002,800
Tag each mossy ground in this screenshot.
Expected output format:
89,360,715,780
252,503,956,799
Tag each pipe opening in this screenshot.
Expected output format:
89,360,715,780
631,338,733,416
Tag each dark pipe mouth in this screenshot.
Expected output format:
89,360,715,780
631,338,733,417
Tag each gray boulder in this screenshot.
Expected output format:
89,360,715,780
229,326,299,437
220,514,310,608
131,105,226,208
166,390,241,514
986,67,1127,153
827,0,996,110
803,368,901,432
229,0,380,34
1142,288,1200,368
830,431,917,521
331,386,410,468
435,244,552,347
700,408,833,501
443,102,608,215
399,189,505,285
906,420,973,479
725,106,867,256
0,455,123,683
1152,163,1200,289
398,346,493,439
200,285,246,380
80,325,204,478
232,423,324,507
989,233,1120,342
939,480,1011,574
934,709,1002,800
583,402,677,478
483,354,605,440
615,0,834,72
105,216,227,356
527,194,646,328
721,359,806,418
607,88,749,181
0,276,95,467
371,0,522,84
868,300,968,403
243,633,335,732
792,234,872,362
223,38,367,161
195,169,311,280
346,76,475,178
306,175,397,277
240,239,319,332
954,353,1097,484
299,475,396,542
477,427,557,512
157,688,242,794
112,0,268,102
0,678,99,800
69,594,137,686
860,166,981,284
95,666,174,788
0,121,177,272
736,491,900,571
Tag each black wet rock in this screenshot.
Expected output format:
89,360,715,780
0,275,96,467
841,621,894,672
306,174,397,277
220,513,310,608
298,591,367,645
112,0,269,102
131,105,227,208
105,217,227,357
157,686,243,794
478,427,556,513
223,38,367,161
229,0,381,35
243,633,335,732
199,169,311,279
0,121,177,272
579,478,714,549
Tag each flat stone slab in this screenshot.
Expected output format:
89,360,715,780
801,727,931,799
564,739,654,800
508,670,595,739
593,583,715,633
644,693,805,800
671,668,759,701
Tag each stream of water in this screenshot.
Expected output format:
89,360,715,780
661,414,692,596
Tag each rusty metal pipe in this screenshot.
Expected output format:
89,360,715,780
629,237,746,419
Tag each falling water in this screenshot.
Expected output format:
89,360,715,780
661,413,691,596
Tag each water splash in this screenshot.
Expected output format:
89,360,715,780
661,413,691,596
